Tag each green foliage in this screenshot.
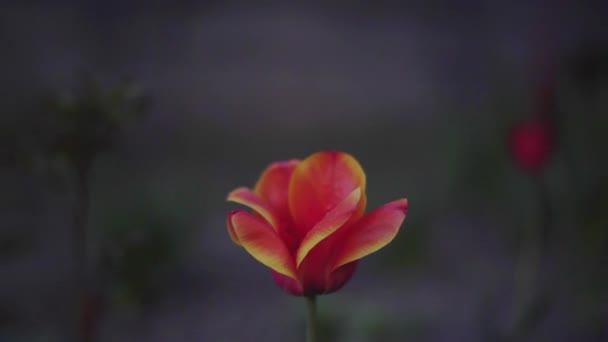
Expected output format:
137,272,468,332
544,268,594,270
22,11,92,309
99,203,185,309
43,74,149,170
582,182,608,253
316,308,343,342
382,217,429,270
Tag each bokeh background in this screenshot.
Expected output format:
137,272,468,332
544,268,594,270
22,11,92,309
1,1,608,341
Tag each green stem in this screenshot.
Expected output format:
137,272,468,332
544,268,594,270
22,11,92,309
305,295,317,342
73,163,96,342
510,175,550,339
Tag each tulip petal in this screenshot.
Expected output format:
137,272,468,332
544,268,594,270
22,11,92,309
227,187,279,231
272,270,304,296
289,151,366,236
296,232,359,295
254,159,299,220
296,187,362,267
324,261,358,294
332,198,408,270
226,210,241,245
228,210,298,280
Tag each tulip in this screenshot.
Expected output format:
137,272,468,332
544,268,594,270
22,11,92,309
508,119,554,174
226,151,408,296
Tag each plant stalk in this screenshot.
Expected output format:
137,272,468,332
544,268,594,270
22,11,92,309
72,163,96,342
305,295,317,342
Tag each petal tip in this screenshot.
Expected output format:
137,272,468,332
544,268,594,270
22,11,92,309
229,210,298,280
397,198,409,212
226,210,242,245
330,197,408,271
225,187,279,229
226,187,246,202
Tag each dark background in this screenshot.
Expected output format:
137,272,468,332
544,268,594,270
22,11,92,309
1,1,607,341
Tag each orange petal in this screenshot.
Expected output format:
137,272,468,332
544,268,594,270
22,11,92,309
254,160,300,220
228,210,298,280
296,187,362,266
289,151,366,236
332,198,408,270
227,187,279,231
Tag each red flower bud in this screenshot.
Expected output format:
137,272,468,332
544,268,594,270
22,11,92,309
508,119,555,173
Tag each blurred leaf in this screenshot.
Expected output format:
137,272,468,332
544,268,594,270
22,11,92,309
99,203,186,308
567,43,608,97
382,218,430,270
0,233,35,260
479,291,506,342
366,315,431,341
582,183,608,254
317,309,342,342
509,292,552,341
41,73,149,171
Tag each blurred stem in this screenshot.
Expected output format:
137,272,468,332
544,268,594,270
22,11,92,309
536,176,552,240
305,296,317,342
510,175,550,338
72,161,95,342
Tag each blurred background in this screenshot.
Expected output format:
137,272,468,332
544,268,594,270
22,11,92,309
1,1,607,341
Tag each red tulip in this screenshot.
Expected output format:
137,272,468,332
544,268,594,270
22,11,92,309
508,119,555,173
226,151,408,296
